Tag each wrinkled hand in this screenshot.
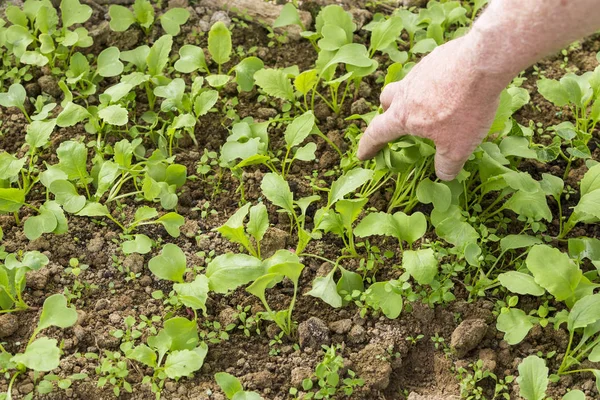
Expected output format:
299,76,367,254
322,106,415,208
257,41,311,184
357,36,507,181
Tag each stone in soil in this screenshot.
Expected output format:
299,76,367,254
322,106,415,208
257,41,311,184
261,227,290,258
407,393,460,400
329,319,352,334
350,343,393,390
26,268,49,290
351,98,371,115
348,324,366,344
124,253,144,274
218,307,238,327
0,314,18,338
450,318,489,358
290,367,313,387
38,75,61,98
298,317,330,349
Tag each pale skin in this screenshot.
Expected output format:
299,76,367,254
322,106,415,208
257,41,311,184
358,0,600,181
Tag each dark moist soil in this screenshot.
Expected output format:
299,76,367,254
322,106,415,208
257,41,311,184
1,0,600,399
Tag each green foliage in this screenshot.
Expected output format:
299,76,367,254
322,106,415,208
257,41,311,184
215,372,264,399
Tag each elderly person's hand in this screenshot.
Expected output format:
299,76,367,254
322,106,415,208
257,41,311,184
358,0,600,181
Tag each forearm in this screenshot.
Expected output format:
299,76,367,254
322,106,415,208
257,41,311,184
466,0,600,85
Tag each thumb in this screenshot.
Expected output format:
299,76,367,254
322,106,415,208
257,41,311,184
357,110,406,161
434,149,468,181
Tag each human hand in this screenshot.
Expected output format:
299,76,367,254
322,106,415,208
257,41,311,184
357,36,509,181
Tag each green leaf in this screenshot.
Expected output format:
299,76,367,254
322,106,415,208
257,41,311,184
44,201,68,235
322,43,372,73
156,212,184,237
526,245,582,302
500,235,543,252
56,102,90,127
569,237,600,266
436,218,479,251
99,104,128,126
38,294,78,331
76,202,110,217
498,271,545,296
24,206,58,241
173,275,209,312
0,83,26,109
273,3,302,28
505,189,552,222
318,24,348,51
370,16,403,53
11,337,60,372
497,308,534,345
537,78,569,107
235,57,264,92
21,51,49,67
403,249,437,285
95,161,119,198
194,90,218,117
208,21,232,66
147,35,173,76
205,74,231,88
355,211,427,245
416,178,451,212
366,281,403,319
316,5,355,42
26,120,55,148
164,347,206,379
174,45,208,73
589,345,600,362
148,243,186,283
294,142,317,161
120,45,150,70
574,189,600,221
206,253,265,294
254,69,295,102
0,152,26,180
160,8,190,36
215,372,243,398
49,180,86,213
0,188,25,213
109,5,135,32
328,168,373,206
247,203,269,244
285,111,315,149
133,0,155,28
128,344,157,368
261,173,295,214
122,234,153,254
56,140,89,182
61,0,92,28
294,69,318,95
568,294,600,331
562,390,586,400
336,267,364,300
581,164,600,196
517,355,548,400
411,38,437,54
217,203,251,251
97,47,124,78
163,316,199,350
306,270,342,308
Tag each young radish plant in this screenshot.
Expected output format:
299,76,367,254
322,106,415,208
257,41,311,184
0,294,79,398
206,250,306,337
109,0,190,37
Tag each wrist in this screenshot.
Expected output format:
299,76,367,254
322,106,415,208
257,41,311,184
461,26,517,93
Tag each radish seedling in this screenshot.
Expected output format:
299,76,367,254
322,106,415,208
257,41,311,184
0,294,78,398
